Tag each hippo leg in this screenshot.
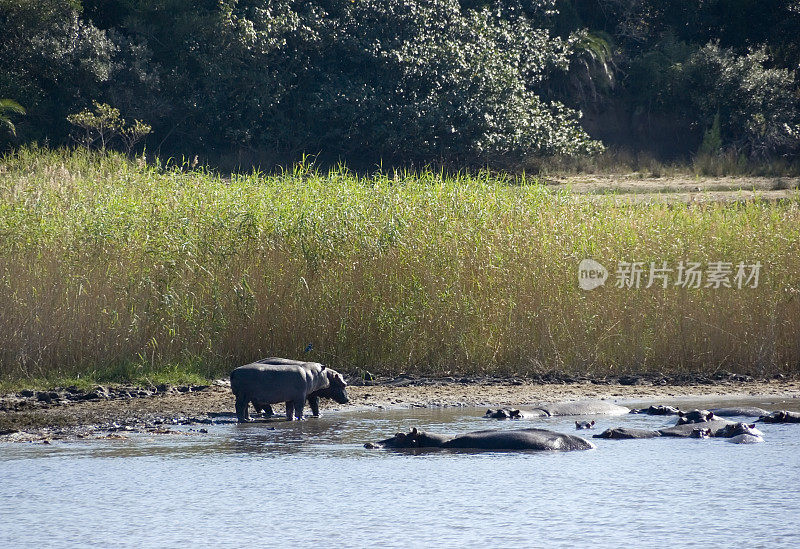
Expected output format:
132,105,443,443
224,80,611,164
293,399,306,420
235,395,251,423
285,401,294,420
308,395,320,417
264,404,274,416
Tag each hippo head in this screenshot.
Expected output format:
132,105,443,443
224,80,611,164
676,409,716,425
575,420,596,430
485,409,509,419
367,427,448,449
718,422,762,438
690,427,712,439
312,369,349,404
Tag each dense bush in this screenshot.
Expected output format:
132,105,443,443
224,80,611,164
2,0,800,163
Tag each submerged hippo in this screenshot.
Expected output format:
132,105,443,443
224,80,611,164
658,419,735,438
230,357,348,422
575,420,595,430
675,409,717,425
484,409,525,420
709,407,769,418
630,405,682,416
593,427,661,439
530,400,630,417
759,410,800,423
716,422,763,438
365,427,595,451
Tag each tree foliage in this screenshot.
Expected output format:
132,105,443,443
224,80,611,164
2,0,800,162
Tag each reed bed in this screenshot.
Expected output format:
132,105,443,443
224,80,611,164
1,147,799,383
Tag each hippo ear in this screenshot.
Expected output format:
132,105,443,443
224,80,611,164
591,420,595,426
748,423,755,428
411,427,418,435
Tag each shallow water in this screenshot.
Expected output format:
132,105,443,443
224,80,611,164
2,397,800,548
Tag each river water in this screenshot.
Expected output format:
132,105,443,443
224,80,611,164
2,397,800,548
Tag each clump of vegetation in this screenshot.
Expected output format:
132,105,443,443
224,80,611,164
0,99,26,137
1,148,798,383
67,101,151,153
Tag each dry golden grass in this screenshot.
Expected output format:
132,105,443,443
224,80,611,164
1,147,799,383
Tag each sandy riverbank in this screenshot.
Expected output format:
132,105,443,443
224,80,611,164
2,377,799,442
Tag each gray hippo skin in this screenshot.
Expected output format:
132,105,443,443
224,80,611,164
575,420,595,430
530,400,630,417
593,427,661,439
630,405,681,415
675,409,717,425
759,410,800,423
709,407,769,418
484,409,536,419
230,357,348,422
366,427,595,451
658,419,735,437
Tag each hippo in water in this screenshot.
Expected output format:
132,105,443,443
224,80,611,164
675,409,717,425
575,420,595,430
759,410,800,423
659,419,736,438
230,357,348,422
630,405,681,416
365,427,595,451
593,427,661,439
709,406,769,418
530,400,630,417
484,409,525,420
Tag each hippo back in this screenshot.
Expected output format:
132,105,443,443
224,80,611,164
230,361,330,402
442,428,595,451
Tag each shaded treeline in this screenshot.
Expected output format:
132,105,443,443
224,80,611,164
1,1,799,168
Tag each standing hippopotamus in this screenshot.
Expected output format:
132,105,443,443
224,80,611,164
230,358,348,422
365,427,595,451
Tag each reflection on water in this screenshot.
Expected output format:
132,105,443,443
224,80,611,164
2,397,800,548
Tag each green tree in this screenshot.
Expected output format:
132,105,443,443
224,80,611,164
0,99,26,137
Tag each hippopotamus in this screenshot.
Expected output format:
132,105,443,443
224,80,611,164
230,357,348,422
658,419,735,438
716,422,763,438
593,427,661,439
575,420,595,430
529,400,630,417
484,408,525,419
365,427,595,451
759,410,800,423
709,406,769,418
689,427,712,439
675,409,717,425
630,405,681,415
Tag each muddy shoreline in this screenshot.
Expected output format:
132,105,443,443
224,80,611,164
2,374,799,443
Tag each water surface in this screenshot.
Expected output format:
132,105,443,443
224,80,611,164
2,397,800,548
